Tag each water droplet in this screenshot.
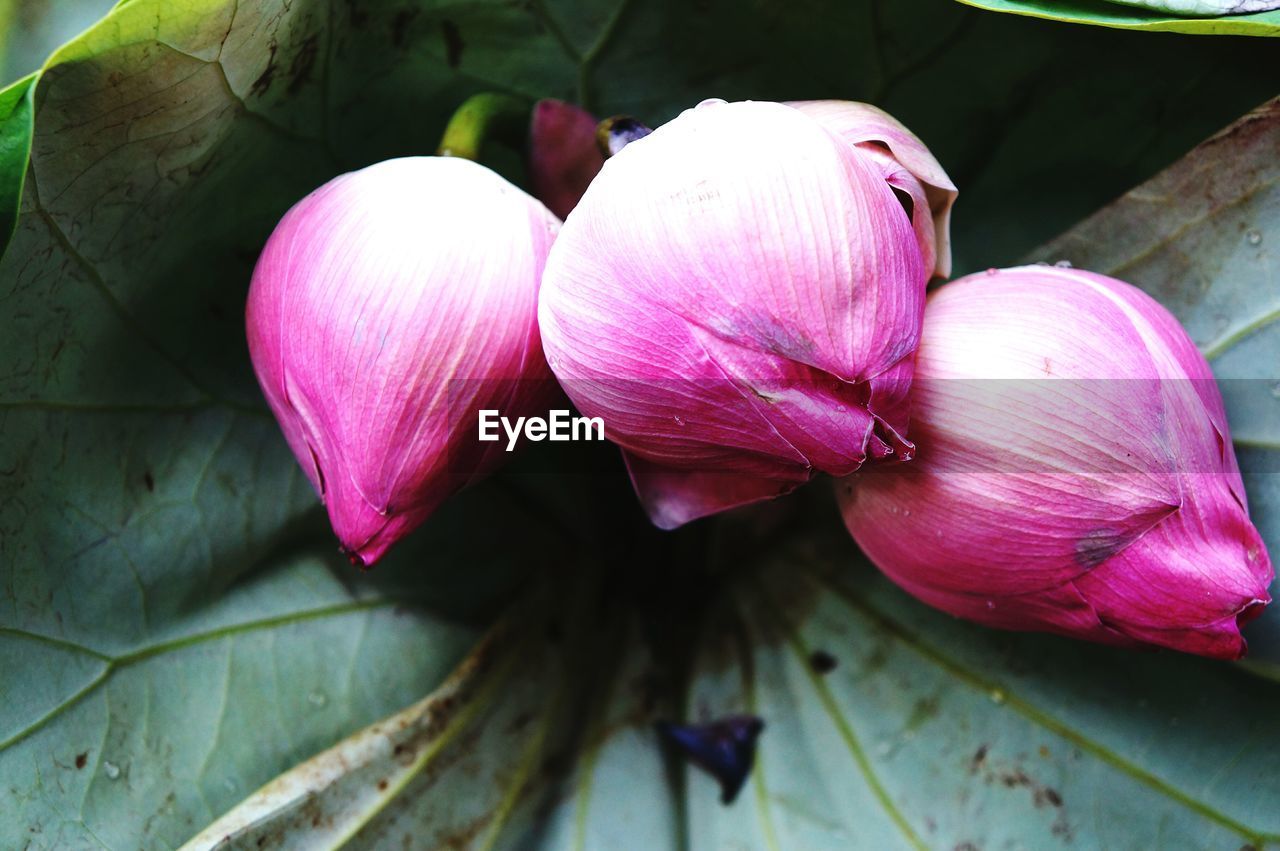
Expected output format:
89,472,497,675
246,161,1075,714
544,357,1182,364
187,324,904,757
989,689,1007,705
876,741,893,758
103,761,121,780
1053,259,1074,269
985,600,996,610
673,415,686,427
308,690,328,708
1246,229,1262,246
985,267,999,276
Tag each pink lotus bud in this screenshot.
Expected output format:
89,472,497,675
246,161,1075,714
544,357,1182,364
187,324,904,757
528,99,604,220
247,157,558,566
539,99,949,529
787,100,957,280
840,265,1272,658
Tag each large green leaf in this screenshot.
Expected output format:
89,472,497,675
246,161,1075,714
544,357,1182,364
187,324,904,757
192,507,1280,851
177,568,683,850
957,0,1280,34
684,524,1280,850
2,0,1280,847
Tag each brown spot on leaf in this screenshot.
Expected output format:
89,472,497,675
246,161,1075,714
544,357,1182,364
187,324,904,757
906,695,941,731
75,752,87,769
392,9,420,48
441,20,464,68
251,42,279,97
969,744,988,773
288,35,320,95
1038,787,1063,808
144,472,155,492
809,649,837,674
1001,769,1031,788
440,812,493,849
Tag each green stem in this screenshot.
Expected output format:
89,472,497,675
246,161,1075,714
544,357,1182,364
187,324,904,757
436,92,530,161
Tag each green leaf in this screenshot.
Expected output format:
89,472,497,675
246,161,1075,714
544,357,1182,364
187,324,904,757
0,72,35,248
177,616,541,850
1030,97,1280,679
1,560,479,849
956,0,1280,35
194,516,1280,851
683,527,1280,850
178,583,683,850
0,473,551,850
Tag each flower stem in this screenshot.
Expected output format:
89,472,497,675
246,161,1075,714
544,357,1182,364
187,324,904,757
436,93,530,161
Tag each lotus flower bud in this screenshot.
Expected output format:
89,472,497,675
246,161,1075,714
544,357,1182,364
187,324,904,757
840,265,1272,658
528,99,603,220
247,157,558,566
539,99,953,529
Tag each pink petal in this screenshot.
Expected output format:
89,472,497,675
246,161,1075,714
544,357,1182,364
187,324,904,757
529,99,604,220
788,100,957,278
841,265,1273,656
248,157,558,564
539,100,927,526
625,452,807,530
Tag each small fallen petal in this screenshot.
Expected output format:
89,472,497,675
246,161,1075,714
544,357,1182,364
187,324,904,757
656,715,765,804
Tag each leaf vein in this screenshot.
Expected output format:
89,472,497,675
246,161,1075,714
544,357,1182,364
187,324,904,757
0,600,395,755
808,567,1276,845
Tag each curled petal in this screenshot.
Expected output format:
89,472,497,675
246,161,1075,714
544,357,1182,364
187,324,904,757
625,453,805,530
788,99,958,278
